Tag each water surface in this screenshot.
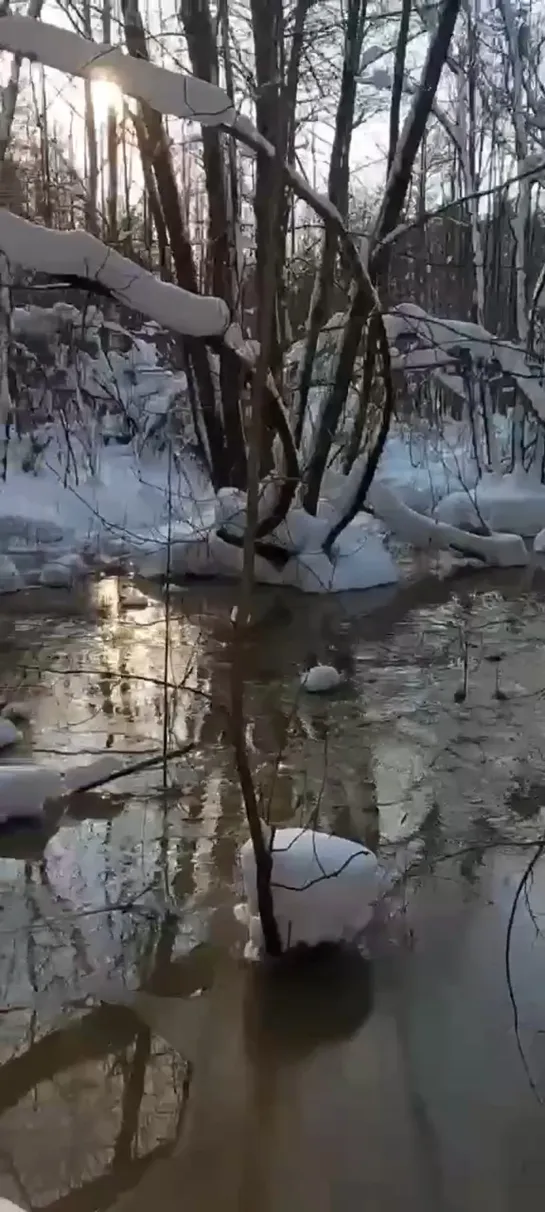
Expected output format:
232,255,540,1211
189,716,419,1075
2,569,545,1211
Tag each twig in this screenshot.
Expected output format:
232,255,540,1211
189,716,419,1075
71,743,194,794
504,837,545,1104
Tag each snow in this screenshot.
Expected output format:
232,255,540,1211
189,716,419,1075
62,754,125,793
0,719,22,749
40,553,86,588
0,764,62,822
0,410,535,594
0,16,236,128
0,210,230,339
369,481,529,568
0,297,538,593
119,585,150,609
300,665,343,693
238,825,380,956
434,472,545,538
386,302,545,426
0,755,127,826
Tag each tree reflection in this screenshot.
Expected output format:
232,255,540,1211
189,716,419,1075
0,915,190,1212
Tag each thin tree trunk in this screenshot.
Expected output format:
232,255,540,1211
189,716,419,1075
295,0,366,450
102,0,118,245
180,0,247,487
121,0,226,488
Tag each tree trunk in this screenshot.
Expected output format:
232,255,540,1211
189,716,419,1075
295,0,366,455
103,0,118,245
304,0,462,523
180,0,247,488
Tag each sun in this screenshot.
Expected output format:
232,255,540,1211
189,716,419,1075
90,77,124,125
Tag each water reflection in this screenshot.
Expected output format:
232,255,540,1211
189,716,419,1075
3,570,545,1207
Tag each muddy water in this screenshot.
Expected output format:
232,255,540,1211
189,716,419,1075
2,570,545,1210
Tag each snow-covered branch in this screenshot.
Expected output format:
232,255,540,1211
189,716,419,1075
0,13,378,313
369,482,528,567
386,302,545,425
0,14,236,127
0,210,230,338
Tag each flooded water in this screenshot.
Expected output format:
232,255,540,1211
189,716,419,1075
2,568,545,1210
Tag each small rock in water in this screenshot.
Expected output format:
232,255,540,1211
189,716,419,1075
300,664,343,694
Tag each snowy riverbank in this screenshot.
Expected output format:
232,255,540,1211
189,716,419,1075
0,419,544,594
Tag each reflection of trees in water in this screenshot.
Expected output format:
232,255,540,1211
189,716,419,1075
0,916,190,1212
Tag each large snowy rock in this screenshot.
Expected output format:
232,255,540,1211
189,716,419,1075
238,826,379,957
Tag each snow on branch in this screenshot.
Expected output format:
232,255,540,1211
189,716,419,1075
0,14,236,127
0,210,231,338
386,303,545,425
0,14,378,315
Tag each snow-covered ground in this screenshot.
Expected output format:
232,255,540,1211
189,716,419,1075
0,411,539,595
0,297,542,595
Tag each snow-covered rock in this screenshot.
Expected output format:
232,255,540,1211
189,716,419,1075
1,701,32,723
0,764,62,823
0,719,22,749
534,527,545,552
238,825,379,957
0,555,23,594
119,584,150,609
300,665,343,693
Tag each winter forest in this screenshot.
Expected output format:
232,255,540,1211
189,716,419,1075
2,0,545,597
4,0,545,1201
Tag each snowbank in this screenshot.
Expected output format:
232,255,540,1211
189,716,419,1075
138,496,399,593
1,418,536,593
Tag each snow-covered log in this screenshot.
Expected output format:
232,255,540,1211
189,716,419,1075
0,210,230,339
369,481,529,567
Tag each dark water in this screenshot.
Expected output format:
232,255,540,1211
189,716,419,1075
2,568,545,1211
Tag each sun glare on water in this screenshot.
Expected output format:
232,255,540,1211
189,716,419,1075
91,78,124,124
